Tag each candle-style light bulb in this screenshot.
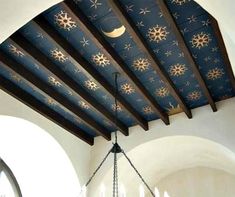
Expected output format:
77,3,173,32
139,185,145,197
120,183,126,197
154,187,160,197
164,191,170,197
100,184,105,197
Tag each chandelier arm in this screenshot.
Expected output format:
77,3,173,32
79,146,113,196
121,149,155,197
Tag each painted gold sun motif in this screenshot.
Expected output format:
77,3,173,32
187,91,202,101
79,100,90,109
155,87,169,97
111,103,122,112
132,58,150,72
92,52,110,67
55,10,77,31
147,25,169,43
171,0,187,5
10,73,21,82
51,48,68,62
85,79,99,91
190,32,211,49
143,106,154,115
121,83,135,94
206,68,224,80
169,63,187,76
45,97,57,106
9,44,25,57
166,103,182,115
48,76,62,87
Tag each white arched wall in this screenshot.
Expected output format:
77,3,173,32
88,97,235,196
0,115,80,197
0,90,91,186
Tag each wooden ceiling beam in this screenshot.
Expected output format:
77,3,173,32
107,0,192,118
0,50,111,140
34,17,149,130
157,0,217,112
210,17,235,91
63,1,169,126
10,34,129,136
0,75,94,145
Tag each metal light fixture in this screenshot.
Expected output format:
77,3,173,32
79,73,155,197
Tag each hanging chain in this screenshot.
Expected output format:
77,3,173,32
121,149,155,197
112,72,119,197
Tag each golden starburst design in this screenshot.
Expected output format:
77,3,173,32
143,106,154,115
206,68,224,80
48,76,62,87
169,63,187,76
92,52,110,67
147,25,169,43
9,44,25,57
51,48,68,62
111,103,122,112
190,32,211,49
171,0,187,5
45,97,57,106
166,103,182,115
132,58,150,72
121,83,135,94
156,87,169,97
55,10,77,31
85,79,99,91
79,100,90,109
10,73,21,82
187,91,202,101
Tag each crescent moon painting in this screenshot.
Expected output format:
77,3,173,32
102,26,126,38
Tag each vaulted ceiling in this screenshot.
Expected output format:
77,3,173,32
0,0,234,145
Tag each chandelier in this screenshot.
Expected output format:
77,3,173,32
79,73,157,197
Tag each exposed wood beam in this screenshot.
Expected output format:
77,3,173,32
210,17,235,91
0,75,94,145
10,34,129,136
63,1,169,125
107,0,192,118
0,51,111,140
157,0,217,112
34,17,150,130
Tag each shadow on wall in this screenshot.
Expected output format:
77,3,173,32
0,115,81,197
88,136,235,197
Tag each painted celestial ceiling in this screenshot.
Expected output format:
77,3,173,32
0,0,234,145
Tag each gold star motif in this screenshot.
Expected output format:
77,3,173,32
90,0,102,9
103,120,113,127
147,25,169,43
187,91,202,101
55,10,76,31
206,68,224,80
121,83,135,94
92,52,110,67
45,97,57,106
124,44,132,51
111,103,122,112
190,32,211,49
51,48,68,62
169,63,187,76
85,79,99,91
132,58,150,72
139,8,151,15
48,76,62,87
171,0,187,5
10,73,21,82
8,44,25,57
155,87,169,97
79,100,90,109
143,106,154,114
166,103,182,115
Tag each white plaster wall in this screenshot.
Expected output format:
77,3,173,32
156,167,235,197
0,89,91,186
0,0,62,44
88,98,235,196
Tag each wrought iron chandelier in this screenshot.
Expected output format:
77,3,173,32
79,73,155,197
